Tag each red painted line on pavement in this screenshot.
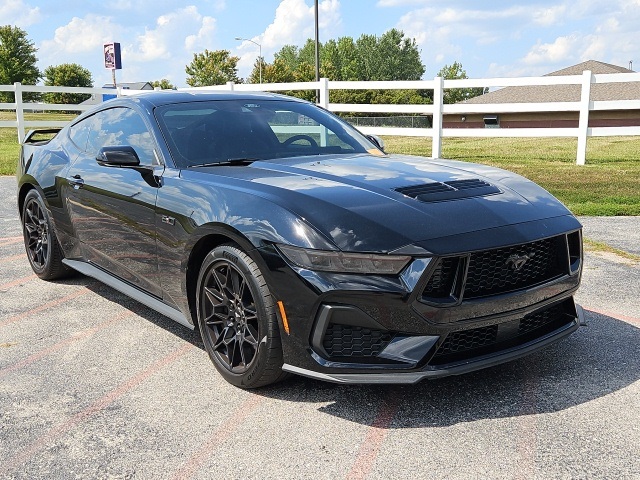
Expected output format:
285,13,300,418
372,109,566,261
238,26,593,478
515,365,540,480
0,310,134,378
0,238,24,247
170,394,265,480
0,274,37,291
346,394,399,480
0,343,194,476
585,307,639,325
0,236,23,242
0,253,26,264
0,289,88,328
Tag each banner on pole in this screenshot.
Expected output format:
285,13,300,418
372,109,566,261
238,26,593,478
103,43,122,70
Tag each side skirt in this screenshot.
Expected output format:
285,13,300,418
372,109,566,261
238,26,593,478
62,259,193,330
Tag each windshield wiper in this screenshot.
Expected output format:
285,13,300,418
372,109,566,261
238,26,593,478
188,158,258,168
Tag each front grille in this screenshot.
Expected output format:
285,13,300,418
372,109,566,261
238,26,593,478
464,237,565,299
323,324,393,358
421,235,567,303
430,302,574,365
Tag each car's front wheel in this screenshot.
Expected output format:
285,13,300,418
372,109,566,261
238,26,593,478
22,189,69,280
196,244,286,388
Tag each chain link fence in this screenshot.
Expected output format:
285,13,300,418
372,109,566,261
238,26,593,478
341,115,432,128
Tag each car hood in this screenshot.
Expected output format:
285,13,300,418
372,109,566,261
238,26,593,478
184,153,580,254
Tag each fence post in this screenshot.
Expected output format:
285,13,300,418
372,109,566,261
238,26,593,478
226,81,235,91
318,78,329,109
14,82,25,144
576,70,593,166
431,76,444,159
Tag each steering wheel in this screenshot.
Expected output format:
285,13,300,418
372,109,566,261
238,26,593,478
282,135,318,148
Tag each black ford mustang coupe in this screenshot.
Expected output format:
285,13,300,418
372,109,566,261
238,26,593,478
17,91,584,388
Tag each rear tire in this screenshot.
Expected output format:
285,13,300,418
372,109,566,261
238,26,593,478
22,189,69,280
196,244,287,388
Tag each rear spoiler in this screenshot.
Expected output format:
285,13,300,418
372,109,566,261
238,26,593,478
23,128,62,145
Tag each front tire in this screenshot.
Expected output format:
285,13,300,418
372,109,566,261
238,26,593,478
22,189,69,280
196,244,286,388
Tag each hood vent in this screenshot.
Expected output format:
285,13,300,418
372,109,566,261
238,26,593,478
395,179,501,203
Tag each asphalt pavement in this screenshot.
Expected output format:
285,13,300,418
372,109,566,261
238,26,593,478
1,175,639,480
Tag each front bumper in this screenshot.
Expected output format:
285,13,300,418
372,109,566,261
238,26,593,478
283,304,584,384
259,228,584,384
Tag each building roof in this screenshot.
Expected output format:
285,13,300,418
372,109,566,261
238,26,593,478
101,82,154,90
462,60,640,104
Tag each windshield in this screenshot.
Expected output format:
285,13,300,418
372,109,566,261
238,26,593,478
154,98,375,167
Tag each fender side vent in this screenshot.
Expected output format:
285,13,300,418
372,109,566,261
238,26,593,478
396,179,501,202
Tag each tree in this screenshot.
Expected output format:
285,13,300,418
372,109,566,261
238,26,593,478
261,58,295,84
438,61,487,104
376,29,424,81
42,63,93,104
0,25,41,102
247,57,267,84
185,49,241,87
151,79,176,90
269,29,428,106
273,44,300,72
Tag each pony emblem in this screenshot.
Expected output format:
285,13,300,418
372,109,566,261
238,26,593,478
505,253,534,271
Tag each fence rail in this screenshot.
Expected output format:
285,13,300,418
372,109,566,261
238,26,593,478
2,71,640,165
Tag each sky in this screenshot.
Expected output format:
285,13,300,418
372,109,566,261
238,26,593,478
3,0,639,88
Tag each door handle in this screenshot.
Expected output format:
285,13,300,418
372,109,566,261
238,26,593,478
67,175,84,189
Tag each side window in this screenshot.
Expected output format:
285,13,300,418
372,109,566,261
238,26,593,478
68,117,91,151
86,107,157,165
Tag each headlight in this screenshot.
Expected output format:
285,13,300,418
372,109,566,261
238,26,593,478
277,245,411,275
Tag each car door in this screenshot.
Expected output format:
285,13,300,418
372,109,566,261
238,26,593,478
64,106,164,297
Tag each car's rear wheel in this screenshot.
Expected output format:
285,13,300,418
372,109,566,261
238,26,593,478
196,244,286,388
22,189,69,280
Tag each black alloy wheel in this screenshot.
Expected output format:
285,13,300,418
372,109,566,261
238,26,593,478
196,244,286,388
22,189,68,280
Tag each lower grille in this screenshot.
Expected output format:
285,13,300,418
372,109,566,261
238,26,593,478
435,324,498,357
323,324,393,358
430,301,575,365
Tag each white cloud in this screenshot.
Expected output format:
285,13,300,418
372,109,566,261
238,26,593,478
394,6,529,74
523,35,580,65
532,5,568,26
0,0,41,27
185,16,217,51
393,0,640,77
261,0,340,49
127,6,216,62
40,15,122,55
236,0,342,76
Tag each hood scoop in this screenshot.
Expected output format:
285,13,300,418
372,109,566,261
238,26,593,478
395,179,501,203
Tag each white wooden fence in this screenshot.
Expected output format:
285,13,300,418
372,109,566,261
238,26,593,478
2,71,640,165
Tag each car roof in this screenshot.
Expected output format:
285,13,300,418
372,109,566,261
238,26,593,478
126,90,310,108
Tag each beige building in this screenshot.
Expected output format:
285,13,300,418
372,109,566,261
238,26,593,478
443,60,640,129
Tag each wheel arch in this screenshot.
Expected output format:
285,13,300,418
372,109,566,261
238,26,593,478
17,181,38,220
184,225,267,326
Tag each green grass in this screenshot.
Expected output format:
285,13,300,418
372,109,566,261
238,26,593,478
1,112,639,215
583,238,640,263
0,111,77,176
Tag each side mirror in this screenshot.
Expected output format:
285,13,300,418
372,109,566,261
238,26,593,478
96,146,141,167
365,134,385,152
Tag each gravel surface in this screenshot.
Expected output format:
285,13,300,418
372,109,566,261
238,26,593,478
1,176,638,480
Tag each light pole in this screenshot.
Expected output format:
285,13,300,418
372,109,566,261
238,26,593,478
314,0,320,102
235,37,262,84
